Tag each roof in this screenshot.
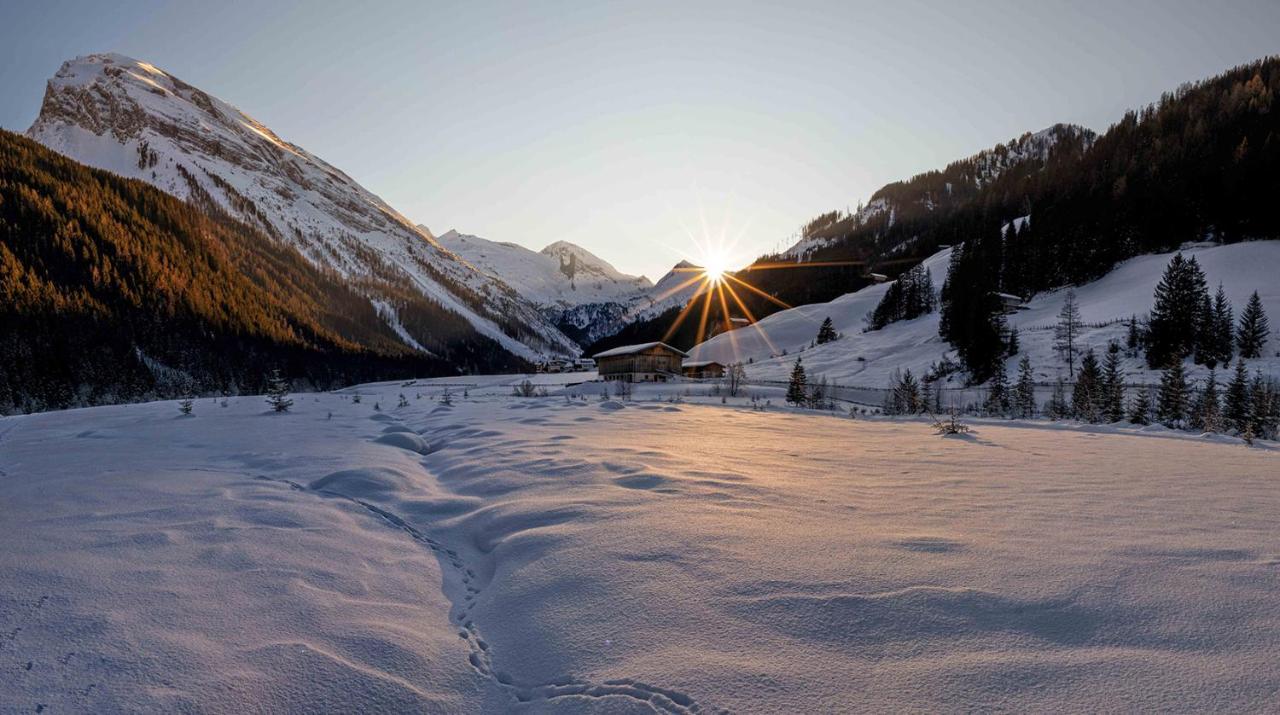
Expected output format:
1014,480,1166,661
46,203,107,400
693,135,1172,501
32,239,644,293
592,341,689,359
682,361,724,369
992,292,1024,302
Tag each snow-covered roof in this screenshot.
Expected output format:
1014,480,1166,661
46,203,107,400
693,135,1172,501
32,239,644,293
593,342,689,359
682,361,724,368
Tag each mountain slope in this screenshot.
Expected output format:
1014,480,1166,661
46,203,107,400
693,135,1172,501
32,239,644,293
0,128,521,413
26,53,578,359
433,229,651,308
689,241,1280,391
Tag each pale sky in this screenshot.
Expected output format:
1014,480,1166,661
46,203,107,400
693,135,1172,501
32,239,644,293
2,0,1277,279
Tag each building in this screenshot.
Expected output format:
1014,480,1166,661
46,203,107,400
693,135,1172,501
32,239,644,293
593,342,687,382
991,291,1028,314
681,361,725,379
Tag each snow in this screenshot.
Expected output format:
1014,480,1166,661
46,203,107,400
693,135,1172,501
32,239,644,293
434,229,652,310
691,240,1280,390
591,341,687,359
2,378,1278,712
27,54,579,359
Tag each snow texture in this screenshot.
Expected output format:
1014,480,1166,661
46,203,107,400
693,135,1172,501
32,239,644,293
2,377,1278,712
27,53,578,359
692,240,1280,390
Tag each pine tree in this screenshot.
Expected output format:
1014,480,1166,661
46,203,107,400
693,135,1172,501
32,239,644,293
1190,368,1222,433
1224,359,1252,434
1101,342,1125,423
1155,360,1189,428
1054,288,1083,377
786,357,808,405
1211,284,1235,367
1006,326,1019,356
1248,371,1278,441
985,359,1010,416
265,369,293,413
1072,349,1102,422
816,317,837,344
1237,291,1270,358
178,395,194,416
1046,378,1070,420
1125,314,1143,357
1013,355,1036,418
1129,385,1153,425
1147,254,1209,368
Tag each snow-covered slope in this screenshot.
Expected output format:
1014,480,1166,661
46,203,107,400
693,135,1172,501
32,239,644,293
3,381,1279,711
432,229,651,309
692,241,1280,389
27,53,578,359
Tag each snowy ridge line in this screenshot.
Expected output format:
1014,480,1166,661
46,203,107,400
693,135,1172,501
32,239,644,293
248,437,705,714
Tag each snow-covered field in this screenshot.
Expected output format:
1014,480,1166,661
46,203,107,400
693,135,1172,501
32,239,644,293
2,376,1278,712
692,241,1280,390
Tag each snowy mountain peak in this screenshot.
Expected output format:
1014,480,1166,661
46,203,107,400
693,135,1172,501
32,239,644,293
29,54,579,359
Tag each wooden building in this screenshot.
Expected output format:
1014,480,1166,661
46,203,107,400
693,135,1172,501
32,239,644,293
681,361,725,379
593,342,687,382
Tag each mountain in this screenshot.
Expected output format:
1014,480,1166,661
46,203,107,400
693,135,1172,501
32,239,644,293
0,129,524,413
689,241,1280,393
432,229,650,307
26,53,579,360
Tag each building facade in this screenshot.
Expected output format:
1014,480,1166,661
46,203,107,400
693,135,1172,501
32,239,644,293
593,342,687,382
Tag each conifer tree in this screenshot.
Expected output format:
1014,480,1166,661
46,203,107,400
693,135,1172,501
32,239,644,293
1013,355,1036,418
1006,326,1019,356
1071,349,1102,422
1147,254,1209,368
265,369,293,413
816,317,837,345
1054,289,1083,377
1125,314,1143,357
1210,284,1235,367
1190,368,1222,433
1129,385,1153,425
178,395,194,416
786,357,808,406
1046,378,1070,420
1237,291,1270,358
1224,359,1252,433
985,359,1010,416
1101,342,1126,423
1156,360,1189,428
1248,370,1278,441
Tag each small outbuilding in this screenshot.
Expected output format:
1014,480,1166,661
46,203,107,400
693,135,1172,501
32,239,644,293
593,342,687,382
681,361,726,379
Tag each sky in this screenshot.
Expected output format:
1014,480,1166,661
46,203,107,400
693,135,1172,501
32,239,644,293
2,1,1278,280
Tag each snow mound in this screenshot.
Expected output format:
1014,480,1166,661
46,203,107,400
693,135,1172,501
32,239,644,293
309,467,414,497
373,432,432,454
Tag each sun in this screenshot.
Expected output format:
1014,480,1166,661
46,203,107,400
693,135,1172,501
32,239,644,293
702,256,728,284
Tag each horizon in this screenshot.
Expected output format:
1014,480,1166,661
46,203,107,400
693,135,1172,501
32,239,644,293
2,1,1278,278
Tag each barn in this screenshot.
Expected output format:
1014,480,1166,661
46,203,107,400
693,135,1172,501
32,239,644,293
681,361,726,379
593,342,687,382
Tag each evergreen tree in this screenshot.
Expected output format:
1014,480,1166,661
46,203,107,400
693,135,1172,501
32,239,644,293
1046,378,1070,420
816,317,837,344
1147,254,1209,368
1210,284,1235,367
178,395,194,416
1155,360,1189,428
1006,326,1020,356
1224,359,1252,433
1071,349,1102,422
985,359,1010,416
1054,289,1083,377
786,357,808,405
1101,342,1126,423
1013,355,1036,418
1237,291,1270,358
265,369,293,413
1125,314,1143,357
1248,371,1279,441
1190,368,1222,432
1129,385,1153,425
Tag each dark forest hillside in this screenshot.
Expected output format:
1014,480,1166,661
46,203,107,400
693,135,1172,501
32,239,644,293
0,130,522,413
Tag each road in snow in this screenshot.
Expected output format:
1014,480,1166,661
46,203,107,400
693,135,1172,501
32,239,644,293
1,377,1278,712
